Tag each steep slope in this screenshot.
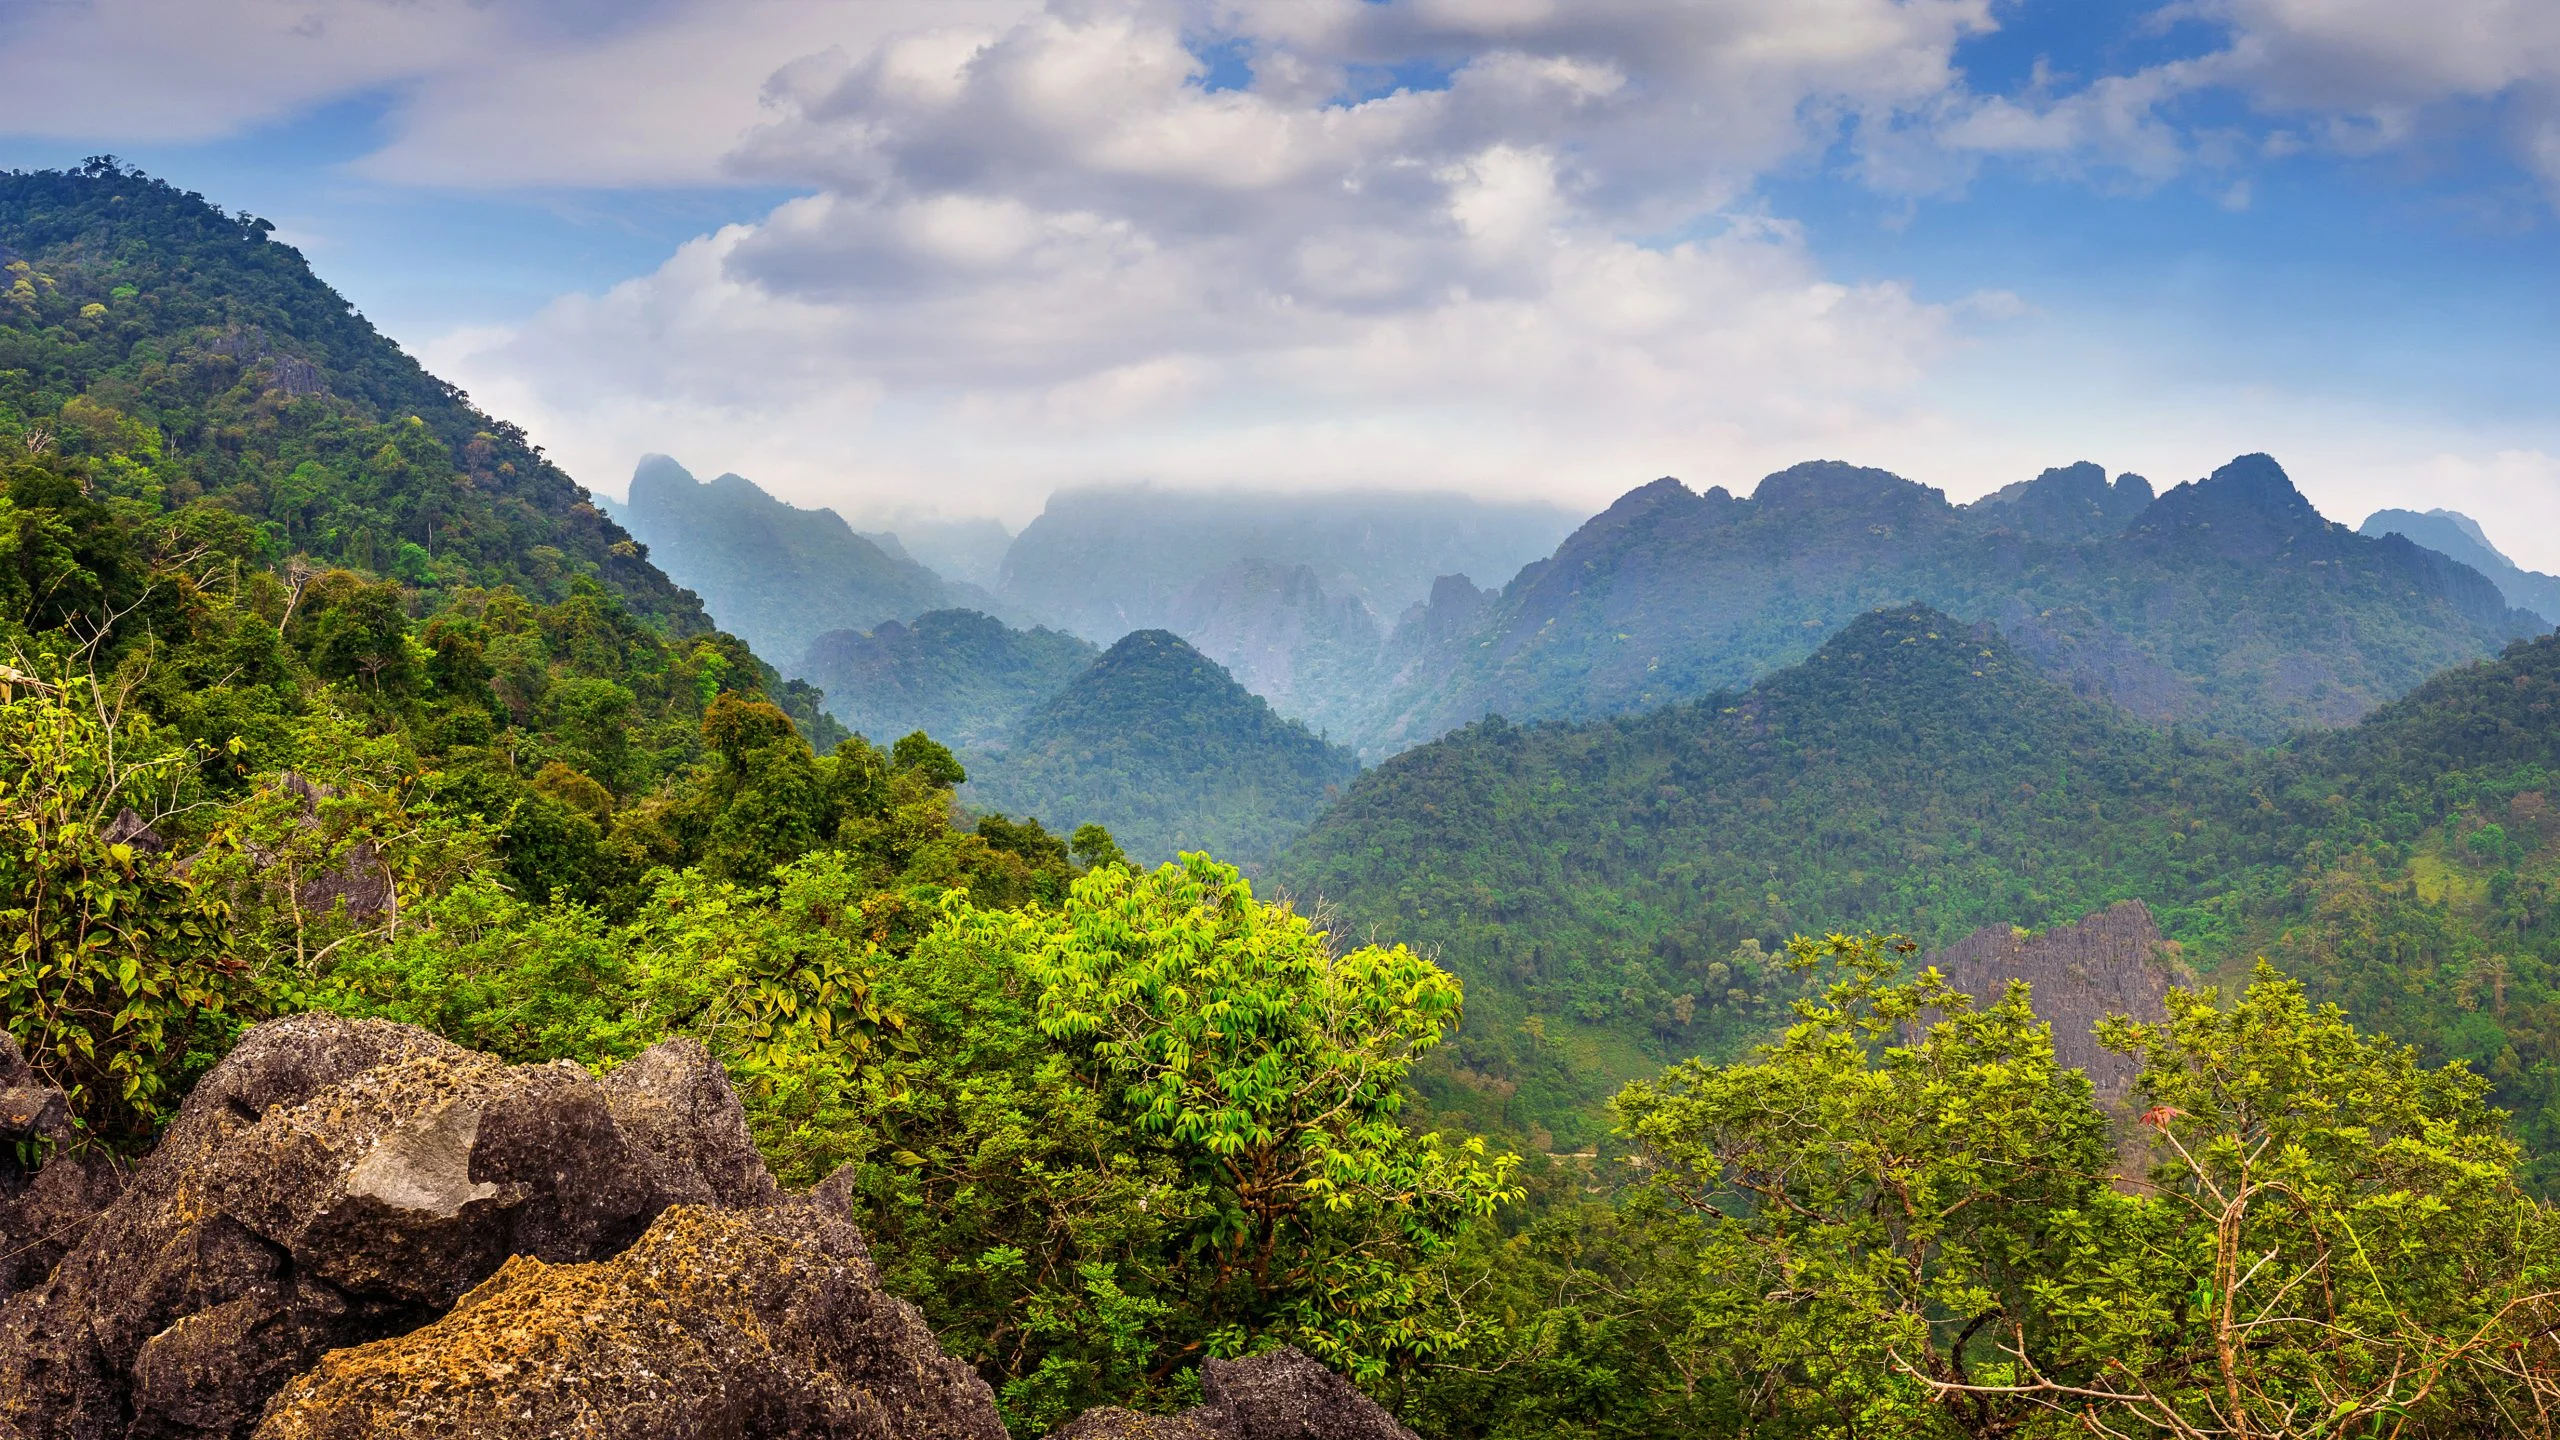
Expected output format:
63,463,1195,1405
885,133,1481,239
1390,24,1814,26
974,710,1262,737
1287,608,2560,1166
2362,507,2560,624
612,456,959,667
995,485,1577,644
797,608,1097,748
964,630,1361,870
1362,454,2542,750
0,163,855,900
1286,607,2207,1064
0,162,701,627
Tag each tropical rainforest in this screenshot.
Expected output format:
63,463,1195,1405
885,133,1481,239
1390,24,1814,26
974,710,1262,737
11,158,2560,1440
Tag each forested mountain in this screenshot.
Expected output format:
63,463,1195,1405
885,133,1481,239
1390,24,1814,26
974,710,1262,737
2363,506,2560,623
15,161,2560,1440
1354,454,2544,752
609,455,965,667
964,629,1360,870
1283,604,2560,1173
797,607,1096,748
0,164,705,629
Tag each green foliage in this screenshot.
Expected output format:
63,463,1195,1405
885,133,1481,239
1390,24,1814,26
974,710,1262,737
1448,938,2560,1440
1023,856,1520,1378
1286,609,2560,1171
0,668,244,1143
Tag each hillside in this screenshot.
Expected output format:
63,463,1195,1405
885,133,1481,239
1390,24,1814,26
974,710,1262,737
964,630,1361,870
611,455,961,666
0,161,864,904
1285,606,2560,1163
0,162,704,628
2362,506,2560,623
797,608,1096,748
1356,454,2543,751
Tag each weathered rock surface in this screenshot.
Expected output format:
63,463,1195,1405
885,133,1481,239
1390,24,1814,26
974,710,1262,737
1930,899,2176,1104
1054,1349,1419,1440
253,1201,1004,1440
0,1035,124,1303
0,1015,771,1440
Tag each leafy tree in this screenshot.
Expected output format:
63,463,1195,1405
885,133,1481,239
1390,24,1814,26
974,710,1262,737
1022,856,1520,1379
1611,936,2560,1438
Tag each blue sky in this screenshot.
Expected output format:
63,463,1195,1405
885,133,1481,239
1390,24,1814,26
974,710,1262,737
3,0,2557,566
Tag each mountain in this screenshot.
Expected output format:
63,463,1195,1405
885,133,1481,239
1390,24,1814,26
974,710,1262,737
0,163,705,631
796,608,1096,748
1969,461,2154,541
1356,453,2543,751
860,515,1015,590
1283,602,2560,1168
611,456,962,667
994,484,1578,644
1165,559,1383,741
963,630,1361,871
2361,507,2560,624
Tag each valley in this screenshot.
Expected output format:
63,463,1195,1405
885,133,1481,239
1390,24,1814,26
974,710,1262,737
7,160,2560,1439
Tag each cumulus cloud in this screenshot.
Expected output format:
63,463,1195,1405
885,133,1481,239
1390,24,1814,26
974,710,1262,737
429,0,2001,516
1913,0,2560,192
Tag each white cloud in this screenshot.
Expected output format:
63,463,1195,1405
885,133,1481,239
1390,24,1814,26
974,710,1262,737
426,0,1992,518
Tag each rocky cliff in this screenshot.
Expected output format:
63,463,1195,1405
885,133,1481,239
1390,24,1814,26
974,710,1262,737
1929,900,2178,1107
0,1018,1415,1440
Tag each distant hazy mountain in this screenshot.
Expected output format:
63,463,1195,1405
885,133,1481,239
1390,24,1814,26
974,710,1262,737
797,609,1096,749
858,516,1016,591
962,630,1361,872
610,457,959,668
2360,508,2560,626
1355,453,2539,750
995,486,1579,643
1165,560,1384,742
1969,461,2154,541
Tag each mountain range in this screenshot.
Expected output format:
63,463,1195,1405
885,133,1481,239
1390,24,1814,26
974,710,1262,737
609,455,975,667
1352,454,2544,752
2362,506,2560,624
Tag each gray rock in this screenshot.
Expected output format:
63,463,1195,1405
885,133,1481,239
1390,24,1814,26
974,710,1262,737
0,1017,774,1440
1053,1350,1417,1440
251,1199,1006,1440
0,1035,123,1303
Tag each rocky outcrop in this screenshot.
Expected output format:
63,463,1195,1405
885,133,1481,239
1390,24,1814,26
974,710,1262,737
1930,900,2177,1105
0,1035,124,1303
0,1016,772,1440
1055,1349,1419,1440
0,1016,1406,1440
253,1202,1004,1440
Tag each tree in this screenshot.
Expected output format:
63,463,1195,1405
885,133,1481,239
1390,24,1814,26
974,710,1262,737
1021,855,1520,1380
1615,936,2560,1438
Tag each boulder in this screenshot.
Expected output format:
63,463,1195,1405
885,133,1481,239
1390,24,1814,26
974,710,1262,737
0,1015,773,1440
0,1035,124,1303
253,1200,1006,1440
1053,1350,1418,1440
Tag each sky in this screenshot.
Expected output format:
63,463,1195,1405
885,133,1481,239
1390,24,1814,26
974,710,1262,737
3,0,2558,568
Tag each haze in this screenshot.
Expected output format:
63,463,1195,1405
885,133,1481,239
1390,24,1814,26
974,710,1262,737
4,0,2557,565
